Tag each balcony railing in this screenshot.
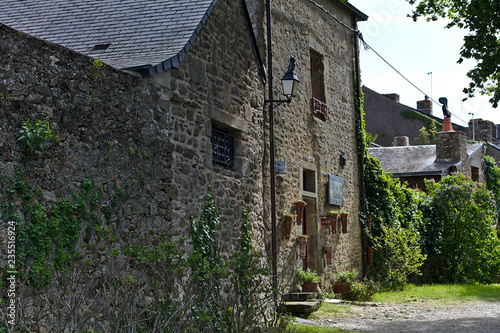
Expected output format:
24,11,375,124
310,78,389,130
312,97,328,120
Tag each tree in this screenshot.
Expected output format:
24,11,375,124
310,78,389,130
424,174,500,283
406,0,500,107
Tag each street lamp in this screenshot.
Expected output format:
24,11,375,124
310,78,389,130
281,57,300,99
265,56,300,105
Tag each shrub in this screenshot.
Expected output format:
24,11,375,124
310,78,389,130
334,270,358,283
423,174,500,283
296,268,321,284
364,155,426,289
348,279,379,301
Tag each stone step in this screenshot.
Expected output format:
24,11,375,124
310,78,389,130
283,300,321,314
284,292,318,302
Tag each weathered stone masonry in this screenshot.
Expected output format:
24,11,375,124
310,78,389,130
258,0,364,289
0,0,265,266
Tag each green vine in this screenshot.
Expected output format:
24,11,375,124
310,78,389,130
1,169,99,289
401,110,440,144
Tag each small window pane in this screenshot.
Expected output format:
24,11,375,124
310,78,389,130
212,127,234,168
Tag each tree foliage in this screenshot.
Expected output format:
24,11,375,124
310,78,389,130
406,0,500,107
365,155,426,289
423,174,500,283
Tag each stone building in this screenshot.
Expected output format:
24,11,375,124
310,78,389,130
369,128,484,191
363,85,467,147
258,0,367,288
0,0,367,312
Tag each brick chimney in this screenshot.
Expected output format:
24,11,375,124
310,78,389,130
383,93,400,103
393,136,409,146
417,95,433,116
435,130,467,162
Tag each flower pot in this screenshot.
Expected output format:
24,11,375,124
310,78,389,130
297,235,308,259
329,213,338,234
325,247,333,265
294,201,307,225
283,215,293,240
367,247,374,265
333,282,350,296
301,282,320,293
284,221,292,239
340,213,348,233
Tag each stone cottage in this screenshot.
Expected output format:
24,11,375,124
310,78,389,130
363,85,467,147
368,126,484,190
0,0,367,311
256,0,368,287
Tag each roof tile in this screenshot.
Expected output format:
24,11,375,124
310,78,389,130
0,0,217,76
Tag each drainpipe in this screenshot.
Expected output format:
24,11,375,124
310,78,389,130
353,17,368,278
266,0,279,307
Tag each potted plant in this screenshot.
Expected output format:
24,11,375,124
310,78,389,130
296,268,321,292
340,211,348,233
333,269,358,297
328,210,339,234
283,214,293,240
293,200,307,225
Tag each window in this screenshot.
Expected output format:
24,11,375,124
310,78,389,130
471,166,479,181
310,49,327,120
211,126,234,168
303,169,316,193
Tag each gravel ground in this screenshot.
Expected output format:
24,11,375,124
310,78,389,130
295,300,500,332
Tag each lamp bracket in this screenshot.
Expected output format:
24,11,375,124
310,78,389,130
264,97,292,108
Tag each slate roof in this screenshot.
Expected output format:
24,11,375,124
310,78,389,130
0,0,217,77
363,86,468,147
368,142,483,177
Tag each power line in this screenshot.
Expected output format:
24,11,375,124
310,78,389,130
358,34,469,126
306,0,470,126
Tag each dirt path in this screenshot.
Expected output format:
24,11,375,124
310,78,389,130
295,300,500,332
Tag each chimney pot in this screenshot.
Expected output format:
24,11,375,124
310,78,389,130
394,136,409,146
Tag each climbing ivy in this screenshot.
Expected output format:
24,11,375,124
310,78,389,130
401,110,440,144
1,169,99,289
364,155,426,289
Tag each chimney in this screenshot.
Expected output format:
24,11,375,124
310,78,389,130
393,136,409,146
417,95,433,116
435,130,467,162
383,93,400,103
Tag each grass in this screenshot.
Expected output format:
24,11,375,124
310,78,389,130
372,284,500,305
286,323,355,333
307,302,351,320
285,284,500,332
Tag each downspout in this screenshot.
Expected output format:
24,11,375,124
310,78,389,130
353,17,368,278
266,0,279,306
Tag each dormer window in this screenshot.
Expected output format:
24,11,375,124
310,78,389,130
310,49,327,120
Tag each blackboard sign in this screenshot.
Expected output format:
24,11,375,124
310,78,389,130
328,175,343,206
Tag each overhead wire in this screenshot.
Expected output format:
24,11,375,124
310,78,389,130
306,0,470,126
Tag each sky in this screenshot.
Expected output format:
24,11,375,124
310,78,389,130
348,0,500,126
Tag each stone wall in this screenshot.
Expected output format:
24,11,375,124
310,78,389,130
0,0,266,329
264,0,363,289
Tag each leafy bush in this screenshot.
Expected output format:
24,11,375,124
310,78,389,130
334,270,358,283
364,155,426,289
423,174,500,283
296,268,321,284
348,279,379,301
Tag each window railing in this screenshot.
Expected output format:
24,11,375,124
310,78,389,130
211,127,235,168
312,97,328,120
